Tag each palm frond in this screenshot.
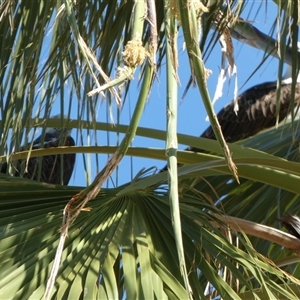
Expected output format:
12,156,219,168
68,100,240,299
2,168,300,299
1,0,300,298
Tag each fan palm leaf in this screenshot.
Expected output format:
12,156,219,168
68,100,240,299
1,119,300,298
1,0,300,299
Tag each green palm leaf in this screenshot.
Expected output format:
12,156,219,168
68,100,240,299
1,145,300,299
1,0,300,299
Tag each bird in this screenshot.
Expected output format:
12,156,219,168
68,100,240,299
279,214,300,240
161,63,300,171
188,78,300,152
1,117,75,185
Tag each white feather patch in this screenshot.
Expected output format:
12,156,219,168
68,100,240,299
232,65,239,115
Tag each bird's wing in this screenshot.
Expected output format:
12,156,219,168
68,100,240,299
1,132,60,174
200,82,300,143
23,135,76,185
161,82,300,171
1,133,76,186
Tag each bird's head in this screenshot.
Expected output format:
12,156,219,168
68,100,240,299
45,114,73,137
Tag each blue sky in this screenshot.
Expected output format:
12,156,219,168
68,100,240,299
79,1,281,188
40,1,287,187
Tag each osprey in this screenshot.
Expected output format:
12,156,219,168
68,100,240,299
187,63,300,152
161,64,300,171
1,121,75,185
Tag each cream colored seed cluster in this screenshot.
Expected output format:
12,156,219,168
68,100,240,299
122,38,148,68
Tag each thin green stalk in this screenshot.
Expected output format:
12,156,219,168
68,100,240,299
272,0,299,23
62,0,99,87
178,0,238,182
165,2,192,299
44,0,150,298
62,0,120,102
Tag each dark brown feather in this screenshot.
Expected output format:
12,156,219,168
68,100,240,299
1,132,75,185
188,82,300,152
160,81,300,171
